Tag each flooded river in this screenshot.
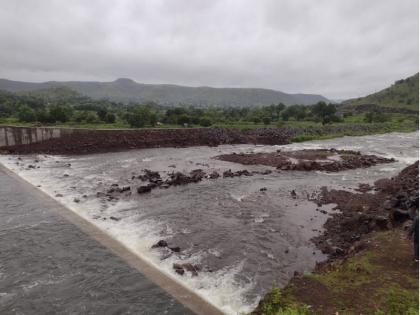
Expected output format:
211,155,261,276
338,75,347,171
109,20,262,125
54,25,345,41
0,132,418,314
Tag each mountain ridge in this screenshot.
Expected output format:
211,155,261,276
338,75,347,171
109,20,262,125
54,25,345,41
0,78,329,107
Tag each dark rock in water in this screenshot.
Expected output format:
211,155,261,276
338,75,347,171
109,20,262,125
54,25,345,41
27,164,36,169
291,190,297,198
172,263,201,277
110,216,121,221
137,185,153,194
63,174,69,177
111,183,119,187
169,246,181,253
139,169,161,183
260,170,272,175
173,263,185,275
55,193,63,197
119,186,131,193
73,198,80,203
96,192,106,198
182,263,201,277
168,164,176,168
223,169,235,178
152,240,168,248
260,187,267,192
166,172,193,186
236,170,252,176
208,171,220,179
190,169,206,182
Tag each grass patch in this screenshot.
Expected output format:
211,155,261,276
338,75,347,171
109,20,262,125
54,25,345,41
253,229,419,315
374,285,419,315
303,252,376,293
253,285,309,315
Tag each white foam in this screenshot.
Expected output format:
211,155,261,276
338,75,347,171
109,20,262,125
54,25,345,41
0,156,256,315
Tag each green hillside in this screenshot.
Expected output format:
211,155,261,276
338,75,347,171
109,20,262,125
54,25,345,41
0,78,329,107
347,73,419,110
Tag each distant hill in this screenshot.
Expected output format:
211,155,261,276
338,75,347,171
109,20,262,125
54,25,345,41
0,78,329,107
344,73,419,111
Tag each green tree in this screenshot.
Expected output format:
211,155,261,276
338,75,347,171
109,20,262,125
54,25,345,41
199,116,212,127
105,112,116,124
36,108,54,123
127,106,151,128
17,106,36,122
97,108,108,121
49,105,72,123
262,116,271,125
311,102,338,125
177,114,191,126
84,112,98,123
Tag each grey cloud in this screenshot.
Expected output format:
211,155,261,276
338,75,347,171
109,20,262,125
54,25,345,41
0,0,418,99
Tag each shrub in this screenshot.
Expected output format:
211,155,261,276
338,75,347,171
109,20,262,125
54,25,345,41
17,106,36,122
199,116,212,127
105,112,116,124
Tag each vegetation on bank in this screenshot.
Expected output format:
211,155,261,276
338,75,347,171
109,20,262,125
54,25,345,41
252,229,419,315
0,85,418,130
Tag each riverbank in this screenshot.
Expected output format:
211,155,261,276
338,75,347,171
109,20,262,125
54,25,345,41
0,123,416,155
253,161,419,314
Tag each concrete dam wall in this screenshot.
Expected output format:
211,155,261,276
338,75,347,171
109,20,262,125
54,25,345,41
0,126,70,148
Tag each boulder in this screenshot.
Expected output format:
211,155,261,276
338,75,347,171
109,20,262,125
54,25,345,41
152,240,168,248
137,185,153,194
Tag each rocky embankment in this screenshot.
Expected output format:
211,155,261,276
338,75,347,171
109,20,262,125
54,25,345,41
313,161,419,256
216,149,395,172
252,161,419,314
0,124,398,155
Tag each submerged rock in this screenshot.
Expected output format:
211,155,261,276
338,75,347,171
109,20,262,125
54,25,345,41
137,185,153,194
152,240,168,248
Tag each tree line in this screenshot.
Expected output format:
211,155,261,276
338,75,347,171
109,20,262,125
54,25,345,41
0,88,353,128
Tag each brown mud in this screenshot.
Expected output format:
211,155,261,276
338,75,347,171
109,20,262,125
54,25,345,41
216,149,395,172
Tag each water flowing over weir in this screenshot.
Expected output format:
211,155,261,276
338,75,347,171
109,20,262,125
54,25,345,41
0,132,418,314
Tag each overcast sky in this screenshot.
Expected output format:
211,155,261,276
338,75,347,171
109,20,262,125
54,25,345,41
0,0,418,99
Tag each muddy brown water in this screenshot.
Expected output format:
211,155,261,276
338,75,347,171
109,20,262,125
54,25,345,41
0,131,418,314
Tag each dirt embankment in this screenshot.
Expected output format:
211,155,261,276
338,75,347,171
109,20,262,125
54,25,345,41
0,124,398,155
312,161,419,256
216,149,395,172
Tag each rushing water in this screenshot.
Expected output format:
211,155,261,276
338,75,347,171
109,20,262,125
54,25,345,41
0,166,194,315
0,132,418,314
